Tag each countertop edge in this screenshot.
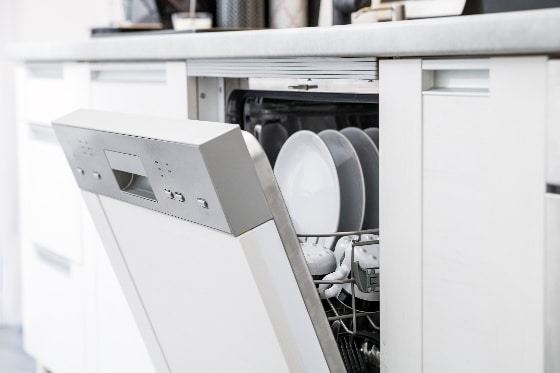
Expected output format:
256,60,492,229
7,8,560,62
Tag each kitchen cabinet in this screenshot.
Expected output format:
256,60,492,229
16,61,188,373
380,56,549,373
16,62,90,373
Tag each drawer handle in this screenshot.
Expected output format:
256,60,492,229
35,244,71,275
91,69,166,83
28,122,58,144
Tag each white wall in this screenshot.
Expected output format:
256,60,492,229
0,0,20,325
0,0,121,325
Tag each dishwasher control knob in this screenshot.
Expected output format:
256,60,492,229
76,167,85,175
164,189,174,199
197,198,208,209
174,193,185,202
93,172,101,180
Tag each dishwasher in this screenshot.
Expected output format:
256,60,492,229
52,91,381,372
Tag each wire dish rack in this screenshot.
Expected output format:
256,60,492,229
298,229,380,373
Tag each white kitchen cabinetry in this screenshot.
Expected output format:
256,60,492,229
380,57,549,373
16,53,557,373
17,61,188,373
17,62,90,373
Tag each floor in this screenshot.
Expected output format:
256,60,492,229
0,326,35,373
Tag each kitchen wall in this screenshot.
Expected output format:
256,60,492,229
0,0,122,325
0,0,19,326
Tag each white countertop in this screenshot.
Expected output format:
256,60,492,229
8,8,560,62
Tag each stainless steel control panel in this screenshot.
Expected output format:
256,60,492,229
52,110,273,236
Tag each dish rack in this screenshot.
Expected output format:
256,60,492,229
298,229,381,372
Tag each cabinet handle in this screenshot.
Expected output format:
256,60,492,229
28,122,58,144
35,244,71,275
91,64,167,83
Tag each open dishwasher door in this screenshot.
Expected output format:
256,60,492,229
52,109,345,373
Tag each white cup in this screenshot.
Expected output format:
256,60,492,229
172,12,212,30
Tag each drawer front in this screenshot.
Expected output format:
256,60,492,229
22,123,84,264
23,63,89,125
90,62,187,118
22,244,85,373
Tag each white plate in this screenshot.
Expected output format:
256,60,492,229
274,130,340,236
341,127,379,230
364,127,379,149
319,129,365,232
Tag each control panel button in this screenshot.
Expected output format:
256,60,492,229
93,172,101,180
196,198,209,209
76,167,85,175
174,192,185,202
164,189,174,199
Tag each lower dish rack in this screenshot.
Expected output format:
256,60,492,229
298,230,380,373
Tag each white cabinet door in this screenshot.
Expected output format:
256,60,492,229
421,57,547,373
381,57,548,373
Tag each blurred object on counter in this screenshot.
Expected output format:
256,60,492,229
172,12,213,30
269,0,307,28
308,0,322,25
216,0,265,28
318,0,334,25
352,2,404,23
155,0,216,28
124,0,161,23
332,0,370,25
352,0,467,23
463,0,560,14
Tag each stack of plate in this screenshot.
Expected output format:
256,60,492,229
273,127,379,238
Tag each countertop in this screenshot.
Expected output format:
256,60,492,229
8,8,560,62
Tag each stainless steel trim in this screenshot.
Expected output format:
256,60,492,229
249,77,379,94
242,132,346,373
546,194,560,372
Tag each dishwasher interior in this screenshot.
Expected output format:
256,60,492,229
52,84,381,372
227,89,382,371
